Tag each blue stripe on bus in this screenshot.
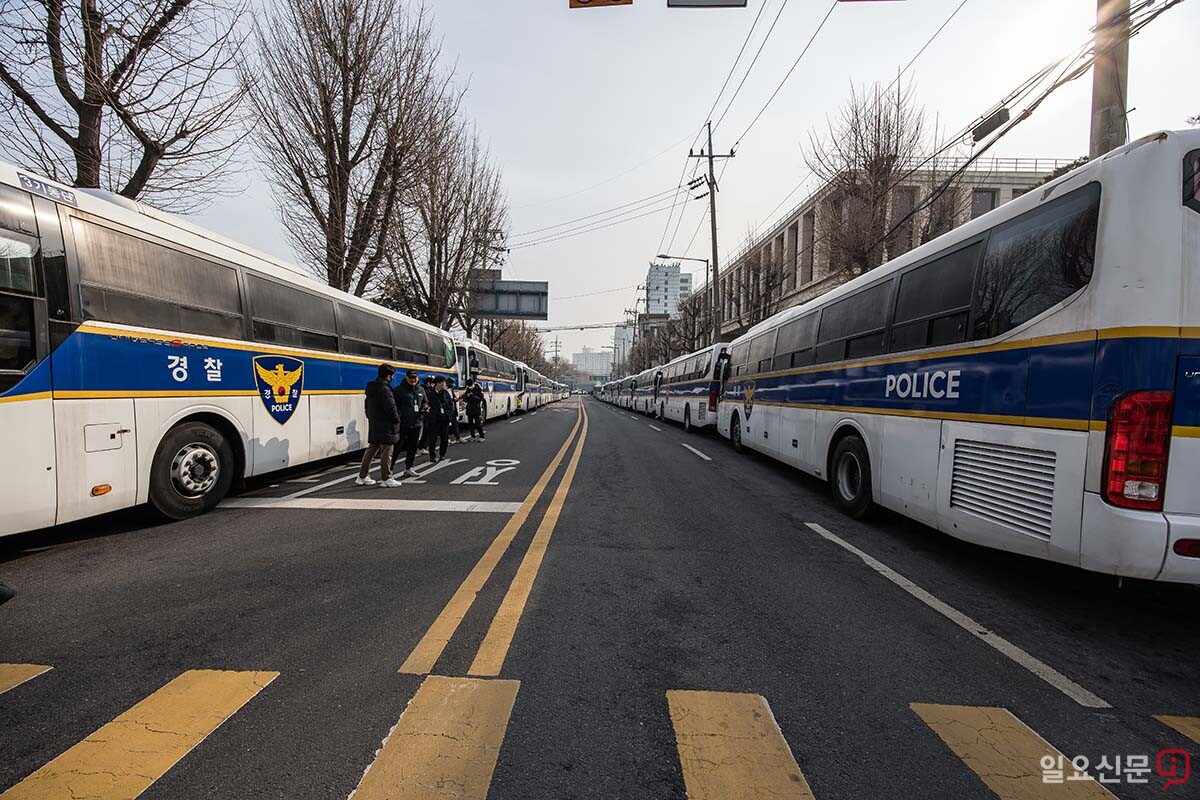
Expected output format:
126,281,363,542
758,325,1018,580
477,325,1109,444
1,327,457,399
719,336,1197,427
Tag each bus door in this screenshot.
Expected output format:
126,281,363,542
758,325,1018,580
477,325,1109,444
0,188,58,534
653,370,663,410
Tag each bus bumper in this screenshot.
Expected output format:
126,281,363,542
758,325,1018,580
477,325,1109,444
1079,493,1170,580
1161,514,1200,584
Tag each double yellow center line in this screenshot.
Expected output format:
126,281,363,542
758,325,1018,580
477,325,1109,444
400,401,588,676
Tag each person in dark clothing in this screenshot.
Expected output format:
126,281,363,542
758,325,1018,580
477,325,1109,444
419,375,437,453
358,364,402,487
391,369,428,477
460,379,486,441
426,376,455,463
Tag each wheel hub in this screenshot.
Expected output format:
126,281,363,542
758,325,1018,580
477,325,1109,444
836,452,862,500
171,443,220,498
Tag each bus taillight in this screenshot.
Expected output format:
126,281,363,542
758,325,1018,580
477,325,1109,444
708,386,718,413
1103,390,1174,511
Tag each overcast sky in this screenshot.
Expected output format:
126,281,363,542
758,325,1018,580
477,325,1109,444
193,0,1199,358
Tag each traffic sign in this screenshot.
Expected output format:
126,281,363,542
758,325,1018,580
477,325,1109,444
570,0,632,7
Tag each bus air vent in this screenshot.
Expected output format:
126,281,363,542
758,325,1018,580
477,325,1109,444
950,439,1056,540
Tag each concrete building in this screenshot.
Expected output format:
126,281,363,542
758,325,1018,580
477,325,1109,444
571,346,611,378
645,262,693,318
695,156,1077,340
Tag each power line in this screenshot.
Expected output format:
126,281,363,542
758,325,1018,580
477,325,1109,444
552,285,639,301
715,0,792,133
732,0,838,148
509,185,686,240
656,0,773,255
510,196,699,251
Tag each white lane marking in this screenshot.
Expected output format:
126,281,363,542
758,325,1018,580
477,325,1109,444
803,522,1111,709
531,412,538,416
402,458,468,484
286,477,321,484
285,468,372,499
649,424,663,432
681,443,712,462
223,498,523,513
508,418,522,424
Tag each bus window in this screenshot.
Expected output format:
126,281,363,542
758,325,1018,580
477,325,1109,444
248,273,336,351
890,242,980,352
972,182,1100,340
391,321,429,364
338,304,393,359
815,280,892,363
750,330,776,374
773,313,817,370
76,217,244,340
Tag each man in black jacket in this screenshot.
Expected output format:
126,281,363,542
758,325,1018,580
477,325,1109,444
426,376,455,463
460,379,486,441
392,369,428,478
358,364,402,487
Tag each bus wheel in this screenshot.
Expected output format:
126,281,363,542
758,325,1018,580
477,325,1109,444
683,407,693,434
830,435,873,519
149,422,235,520
731,413,746,453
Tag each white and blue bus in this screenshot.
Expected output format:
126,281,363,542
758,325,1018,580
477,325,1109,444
652,342,730,433
0,161,463,534
716,129,1200,583
631,366,658,415
454,337,520,422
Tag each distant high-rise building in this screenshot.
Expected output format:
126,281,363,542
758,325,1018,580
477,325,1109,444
571,346,611,377
645,262,693,318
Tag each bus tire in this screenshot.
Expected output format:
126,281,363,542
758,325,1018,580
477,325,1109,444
659,402,665,420
683,406,693,434
730,413,746,453
506,399,511,418
830,435,873,519
149,421,235,520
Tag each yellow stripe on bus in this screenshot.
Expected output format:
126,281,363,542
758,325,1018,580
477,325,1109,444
0,391,52,405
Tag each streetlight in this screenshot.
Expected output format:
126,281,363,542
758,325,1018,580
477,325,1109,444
658,253,714,345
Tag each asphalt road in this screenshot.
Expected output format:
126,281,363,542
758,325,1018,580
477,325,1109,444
1,396,1198,799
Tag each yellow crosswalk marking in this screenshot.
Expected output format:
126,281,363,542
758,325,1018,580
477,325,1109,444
667,690,816,800
351,675,519,800
0,669,278,800
469,403,589,677
911,703,1116,800
1155,715,1200,744
0,664,51,695
400,409,583,675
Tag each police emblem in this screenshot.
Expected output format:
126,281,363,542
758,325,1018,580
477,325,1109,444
743,380,756,419
253,355,304,424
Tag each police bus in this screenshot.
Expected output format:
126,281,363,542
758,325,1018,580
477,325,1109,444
653,342,730,433
631,366,658,415
716,130,1200,583
0,161,464,535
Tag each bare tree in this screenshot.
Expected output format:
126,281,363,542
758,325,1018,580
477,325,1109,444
249,0,451,295
0,0,249,210
806,83,931,275
386,119,508,329
484,320,546,370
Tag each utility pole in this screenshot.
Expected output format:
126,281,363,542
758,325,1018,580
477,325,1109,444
689,122,734,344
1090,0,1130,159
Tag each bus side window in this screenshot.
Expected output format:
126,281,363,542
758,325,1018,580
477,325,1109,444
890,242,980,353
972,182,1100,340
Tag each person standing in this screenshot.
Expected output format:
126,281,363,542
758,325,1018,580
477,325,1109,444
461,378,486,441
419,375,437,454
357,364,402,487
426,376,454,463
392,369,427,478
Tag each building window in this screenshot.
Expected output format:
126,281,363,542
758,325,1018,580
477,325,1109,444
786,221,799,290
970,188,998,219
889,187,916,260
